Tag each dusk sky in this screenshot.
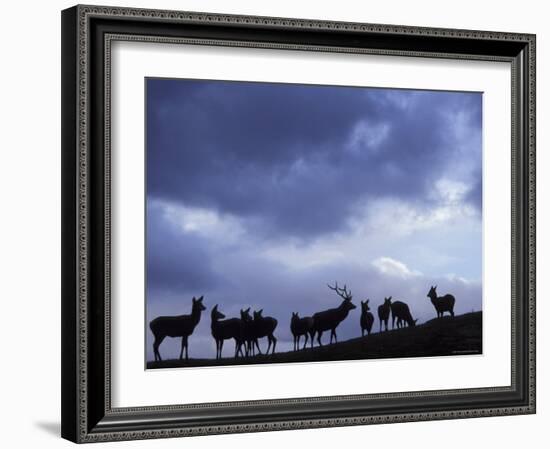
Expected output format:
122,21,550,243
145,78,482,362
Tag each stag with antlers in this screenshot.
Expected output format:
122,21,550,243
312,282,356,346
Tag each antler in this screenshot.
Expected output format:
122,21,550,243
327,281,352,300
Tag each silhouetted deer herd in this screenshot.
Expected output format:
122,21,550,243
150,284,457,361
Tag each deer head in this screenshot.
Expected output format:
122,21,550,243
192,296,206,311
328,282,356,310
361,299,371,312
427,285,437,299
211,304,225,320
253,309,264,320
384,296,392,306
240,307,252,322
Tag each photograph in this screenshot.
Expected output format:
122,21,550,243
59,4,536,443
145,78,483,369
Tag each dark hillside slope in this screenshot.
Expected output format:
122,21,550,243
147,311,482,369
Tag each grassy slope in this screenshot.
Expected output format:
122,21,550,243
147,311,482,369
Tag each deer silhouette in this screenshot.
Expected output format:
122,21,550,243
211,304,245,359
377,297,392,332
252,310,278,355
427,285,456,318
390,300,417,328
312,282,356,346
360,300,374,337
240,308,259,356
149,296,206,361
290,312,314,350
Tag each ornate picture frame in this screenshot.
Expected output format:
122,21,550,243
61,4,535,443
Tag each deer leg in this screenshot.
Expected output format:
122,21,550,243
303,334,308,350
271,335,277,354
332,329,337,344
180,337,189,361
179,337,185,360
153,335,165,362
219,340,224,359
255,339,262,355
317,331,323,346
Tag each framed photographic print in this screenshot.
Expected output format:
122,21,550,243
61,4,536,443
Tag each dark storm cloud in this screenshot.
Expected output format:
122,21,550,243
147,200,224,293
465,173,483,209
147,79,482,239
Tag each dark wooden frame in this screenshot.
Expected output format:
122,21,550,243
61,4,536,443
